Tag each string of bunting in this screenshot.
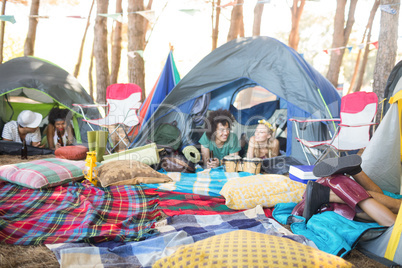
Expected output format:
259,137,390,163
16,1,400,23
215,0,399,13
321,41,379,55
297,40,379,58
7,2,398,57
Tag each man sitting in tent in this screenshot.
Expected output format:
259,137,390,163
1,110,43,147
199,109,241,169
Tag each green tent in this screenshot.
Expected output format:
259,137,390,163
0,56,100,144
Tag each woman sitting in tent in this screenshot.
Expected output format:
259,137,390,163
46,107,75,150
247,119,280,159
199,109,241,169
1,110,43,147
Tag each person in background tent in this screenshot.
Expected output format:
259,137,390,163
46,107,75,150
199,109,241,169
247,119,280,159
294,155,401,227
1,110,43,147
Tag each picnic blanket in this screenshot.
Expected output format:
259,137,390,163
0,180,161,245
47,206,316,267
141,166,252,196
144,189,273,217
273,202,388,257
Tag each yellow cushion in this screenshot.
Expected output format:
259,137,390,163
153,230,354,268
220,174,305,210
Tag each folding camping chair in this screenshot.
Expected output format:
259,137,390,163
290,91,378,165
73,83,142,153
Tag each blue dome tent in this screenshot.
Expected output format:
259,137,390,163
132,36,341,164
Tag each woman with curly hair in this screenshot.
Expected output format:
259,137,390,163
199,109,241,169
46,107,75,150
247,119,280,159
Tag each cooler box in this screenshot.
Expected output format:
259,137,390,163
289,165,319,184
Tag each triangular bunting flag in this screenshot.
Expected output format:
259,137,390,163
0,15,16,24
380,4,397,15
128,50,144,58
66,16,86,19
371,41,379,49
334,49,341,55
323,49,328,54
98,13,122,22
347,46,353,53
136,10,155,23
178,9,200,16
218,1,237,8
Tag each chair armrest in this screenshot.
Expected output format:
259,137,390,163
72,103,108,108
290,118,340,132
289,118,341,123
339,122,377,127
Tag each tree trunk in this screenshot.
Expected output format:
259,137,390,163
349,0,379,93
239,5,244,37
128,0,146,101
24,0,40,56
326,0,357,88
110,0,123,85
288,0,305,51
0,0,7,64
74,0,95,78
373,0,400,123
227,0,244,42
212,0,221,50
94,0,109,104
89,40,95,101
252,1,264,36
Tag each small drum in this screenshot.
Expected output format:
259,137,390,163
242,158,263,174
222,155,242,172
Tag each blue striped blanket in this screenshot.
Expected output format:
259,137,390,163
141,166,252,196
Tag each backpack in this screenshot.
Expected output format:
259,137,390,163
148,121,181,151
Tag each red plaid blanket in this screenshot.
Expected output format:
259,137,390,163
0,181,161,245
144,189,273,217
